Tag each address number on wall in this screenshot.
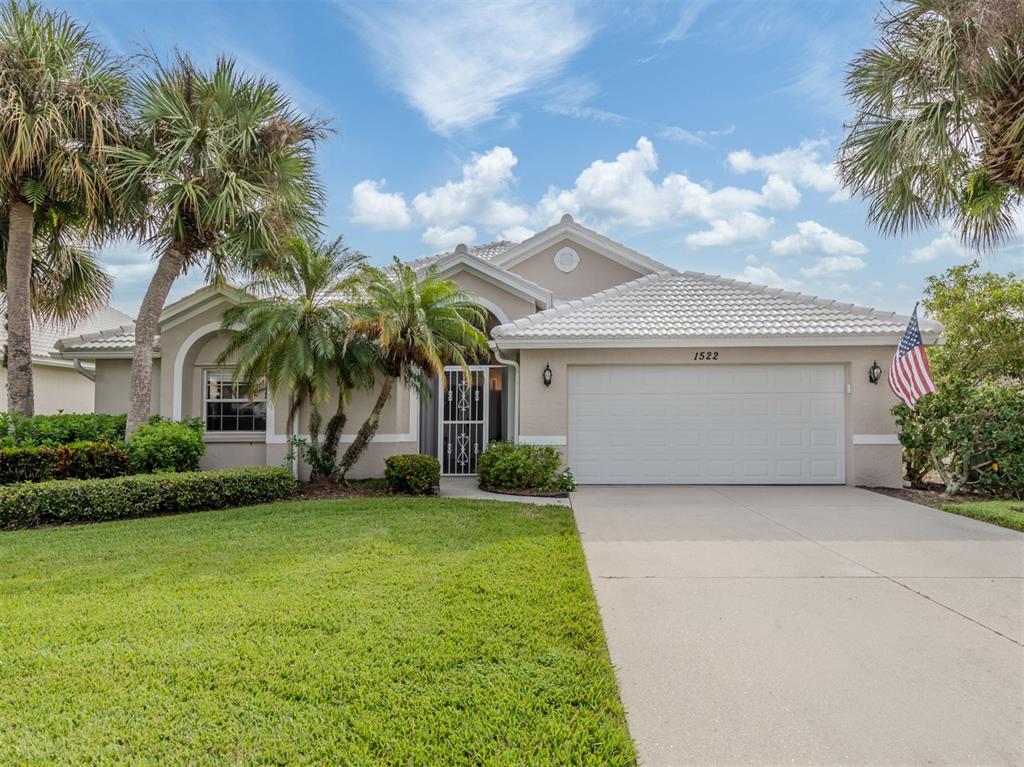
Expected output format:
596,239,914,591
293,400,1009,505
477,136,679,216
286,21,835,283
693,351,720,361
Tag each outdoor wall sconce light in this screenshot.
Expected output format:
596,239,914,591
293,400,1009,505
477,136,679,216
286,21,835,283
542,364,553,387
868,360,882,385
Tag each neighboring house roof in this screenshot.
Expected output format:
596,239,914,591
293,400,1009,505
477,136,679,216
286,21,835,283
0,296,135,365
491,271,943,347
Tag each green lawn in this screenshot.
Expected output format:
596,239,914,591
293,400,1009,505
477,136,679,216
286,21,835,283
942,500,1024,532
0,498,635,766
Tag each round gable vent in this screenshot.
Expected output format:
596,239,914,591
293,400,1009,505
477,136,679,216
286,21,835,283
554,246,580,273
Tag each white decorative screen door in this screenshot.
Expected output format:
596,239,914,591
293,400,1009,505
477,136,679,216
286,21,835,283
439,366,489,475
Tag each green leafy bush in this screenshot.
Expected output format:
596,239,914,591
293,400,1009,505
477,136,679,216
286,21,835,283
0,441,130,484
894,382,1024,498
127,419,205,473
0,412,126,447
384,454,440,495
476,442,576,493
0,467,297,530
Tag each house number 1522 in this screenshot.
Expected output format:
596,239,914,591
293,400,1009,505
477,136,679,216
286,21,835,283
693,351,719,361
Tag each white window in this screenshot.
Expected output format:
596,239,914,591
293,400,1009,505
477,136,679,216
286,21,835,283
204,369,267,433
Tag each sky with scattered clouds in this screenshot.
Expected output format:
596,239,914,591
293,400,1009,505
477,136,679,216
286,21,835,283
57,0,1023,315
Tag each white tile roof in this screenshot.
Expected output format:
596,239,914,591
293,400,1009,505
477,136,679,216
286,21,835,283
0,297,135,360
55,323,152,354
409,240,518,271
492,271,942,342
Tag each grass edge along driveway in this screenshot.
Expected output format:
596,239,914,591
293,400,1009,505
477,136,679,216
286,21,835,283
0,497,636,766
942,499,1024,532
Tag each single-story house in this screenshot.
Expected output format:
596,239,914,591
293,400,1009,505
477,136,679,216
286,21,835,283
1,298,133,415
56,216,940,486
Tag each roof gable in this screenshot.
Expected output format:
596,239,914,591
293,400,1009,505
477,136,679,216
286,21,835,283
490,215,676,276
421,247,552,309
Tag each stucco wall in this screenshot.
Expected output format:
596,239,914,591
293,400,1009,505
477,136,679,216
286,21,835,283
1,363,95,414
517,345,903,488
506,238,645,300
93,358,161,416
444,268,539,322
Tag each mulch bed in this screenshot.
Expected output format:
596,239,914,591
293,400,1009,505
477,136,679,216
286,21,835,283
479,485,569,499
866,483,985,510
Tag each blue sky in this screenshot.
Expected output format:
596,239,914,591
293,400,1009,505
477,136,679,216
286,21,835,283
59,0,1023,315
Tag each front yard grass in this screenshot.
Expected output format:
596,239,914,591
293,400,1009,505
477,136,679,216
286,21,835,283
940,500,1024,532
0,498,635,766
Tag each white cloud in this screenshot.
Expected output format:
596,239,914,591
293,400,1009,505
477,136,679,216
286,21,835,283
728,139,840,194
658,0,709,43
736,264,803,291
770,220,867,257
537,136,770,230
501,225,535,242
421,224,477,250
351,179,411,230
686,212,773,248
799,255,866,278
413,146,526,227
347,1,592,134
907,231,970,262
760,174,801,209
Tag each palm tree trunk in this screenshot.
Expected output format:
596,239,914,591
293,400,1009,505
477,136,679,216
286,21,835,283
5,200,36,417
126,245,186,435
323,387,348,479
338,376,395,480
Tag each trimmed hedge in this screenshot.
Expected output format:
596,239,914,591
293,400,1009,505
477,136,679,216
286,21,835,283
0,467,297,530
384,454,440,495
477,442,576,493
0,412,126,447
0,441,130,484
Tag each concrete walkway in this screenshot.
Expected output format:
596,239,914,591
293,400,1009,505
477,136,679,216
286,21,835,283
572,485,1024,766
439,477,570,506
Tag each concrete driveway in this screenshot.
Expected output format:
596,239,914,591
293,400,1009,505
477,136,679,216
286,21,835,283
572,486,1024,766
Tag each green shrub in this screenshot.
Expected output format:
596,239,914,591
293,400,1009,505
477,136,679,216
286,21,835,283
476,442,576,493
0,441,130,484
127,419,205,473
384,454,440,495
0,412,126,447
894,381,1024,498
0,467,297,530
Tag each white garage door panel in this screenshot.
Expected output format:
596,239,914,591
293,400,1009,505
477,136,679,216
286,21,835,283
569,365,845,484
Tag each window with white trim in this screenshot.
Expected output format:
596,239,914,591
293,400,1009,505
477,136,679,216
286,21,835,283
203,369,267,432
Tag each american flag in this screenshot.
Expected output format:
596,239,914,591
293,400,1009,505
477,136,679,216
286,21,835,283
888,304,937,408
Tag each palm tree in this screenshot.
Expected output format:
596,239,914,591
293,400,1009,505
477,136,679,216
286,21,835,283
0,205,113,325
336,259,489,480
112,54,325,435
217,236,367,479
839,0,1024,250
0,0,127,415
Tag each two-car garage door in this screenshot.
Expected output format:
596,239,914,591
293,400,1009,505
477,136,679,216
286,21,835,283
568,365,845,484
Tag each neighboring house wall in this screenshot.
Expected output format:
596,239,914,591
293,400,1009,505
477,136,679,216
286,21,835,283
516,345,903,488
506,239,645,300
1,363,94,414
94,359,161,416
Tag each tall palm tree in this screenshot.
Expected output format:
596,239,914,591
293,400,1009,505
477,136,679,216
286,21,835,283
0,205,113,325
839,0,1024,250
0,0,127,415
217,236,367,479
337,259,489,480
112,54,325,435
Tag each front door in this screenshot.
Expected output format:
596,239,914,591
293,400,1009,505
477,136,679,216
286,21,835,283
439,367,489,475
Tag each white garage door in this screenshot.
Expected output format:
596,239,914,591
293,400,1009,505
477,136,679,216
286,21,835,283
569,365,845,484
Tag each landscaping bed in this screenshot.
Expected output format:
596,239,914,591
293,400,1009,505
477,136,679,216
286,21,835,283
868,485,1024,532
0,498,635,765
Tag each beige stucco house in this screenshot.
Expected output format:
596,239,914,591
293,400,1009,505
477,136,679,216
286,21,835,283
1,300,133,415
56,216,938,486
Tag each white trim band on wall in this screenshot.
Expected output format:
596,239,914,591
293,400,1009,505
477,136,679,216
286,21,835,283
852,434,901,445
519,435,567,446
